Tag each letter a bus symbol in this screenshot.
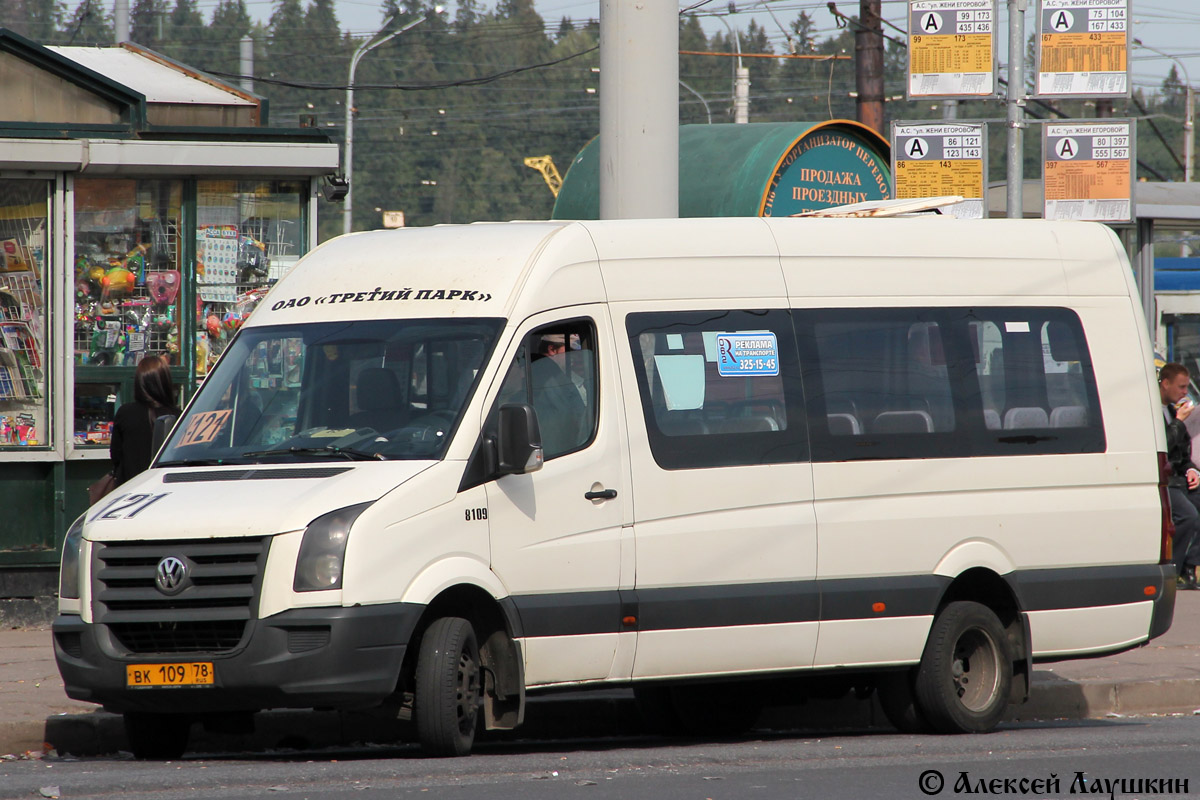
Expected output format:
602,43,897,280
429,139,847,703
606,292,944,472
1054,137,1079,160
1051,10,1074,31
905,137,929,159
921,12,943,33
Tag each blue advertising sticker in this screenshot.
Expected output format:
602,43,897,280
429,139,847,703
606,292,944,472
716,333,780,377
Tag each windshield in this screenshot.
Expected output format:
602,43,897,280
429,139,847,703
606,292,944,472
158,318,504,464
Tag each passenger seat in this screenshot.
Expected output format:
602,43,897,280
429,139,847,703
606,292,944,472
1003,407,1049,429
871,410,934,434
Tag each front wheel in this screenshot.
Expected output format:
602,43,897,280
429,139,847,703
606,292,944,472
415,616,483,756
913,601,1011,734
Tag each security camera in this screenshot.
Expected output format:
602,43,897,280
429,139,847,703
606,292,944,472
322,175,349,203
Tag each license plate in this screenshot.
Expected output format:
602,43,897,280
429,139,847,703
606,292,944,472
126,662,214,688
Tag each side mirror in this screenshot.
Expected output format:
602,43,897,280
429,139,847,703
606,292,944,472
497,403,543,475
151,414,179,460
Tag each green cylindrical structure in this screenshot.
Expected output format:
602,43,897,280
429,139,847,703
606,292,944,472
552,120,892,220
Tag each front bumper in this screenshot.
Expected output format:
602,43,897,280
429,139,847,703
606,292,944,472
53,603,424,714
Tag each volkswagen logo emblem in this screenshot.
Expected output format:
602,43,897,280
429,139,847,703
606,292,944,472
155,556,189,595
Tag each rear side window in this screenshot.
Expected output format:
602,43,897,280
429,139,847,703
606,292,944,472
798,307,1104,461
967,310,1104,452
626,309,808,469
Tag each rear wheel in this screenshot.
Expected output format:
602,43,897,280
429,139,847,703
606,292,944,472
913,601,1011,733
415,616,483,756
123,712,190,760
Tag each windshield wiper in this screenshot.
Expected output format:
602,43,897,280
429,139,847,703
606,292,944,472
156,458,227,467
241,446,386,461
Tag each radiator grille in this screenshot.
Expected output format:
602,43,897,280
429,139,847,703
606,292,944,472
93,537,268,654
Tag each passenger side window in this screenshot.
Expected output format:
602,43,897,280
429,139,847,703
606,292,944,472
490,319,598,460
966,310,1104,452
798,307,1104,461
626,309,807,469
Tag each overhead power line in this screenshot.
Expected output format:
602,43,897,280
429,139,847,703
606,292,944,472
207,45,599,91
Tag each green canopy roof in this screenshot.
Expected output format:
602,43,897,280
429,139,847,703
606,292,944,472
552,120,892,220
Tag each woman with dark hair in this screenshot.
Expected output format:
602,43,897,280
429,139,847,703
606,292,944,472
110,354,181,485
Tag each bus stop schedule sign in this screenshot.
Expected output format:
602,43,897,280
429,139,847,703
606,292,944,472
891,123,986,218
907,0,996,98
1036,0,1129,98
1043,121,1133,222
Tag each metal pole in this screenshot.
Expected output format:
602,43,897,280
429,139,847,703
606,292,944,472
942,99,959,120
715,14,748,123
1006,0,1027,219
1138,217,1156,338
734,65,750,124
1187,85,1195,183
1187,85,1194,257
343,14,431,235
114,0,129,43
855,0,884,134
599,0,678,218
239,36,254,93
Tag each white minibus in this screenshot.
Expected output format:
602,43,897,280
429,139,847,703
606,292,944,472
55,216,1175,758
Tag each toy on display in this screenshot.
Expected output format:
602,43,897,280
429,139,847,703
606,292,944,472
0,412,37,445
75,234,181,365
146,270,181,305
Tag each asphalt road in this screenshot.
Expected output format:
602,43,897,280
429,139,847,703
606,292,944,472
2,716,1198,800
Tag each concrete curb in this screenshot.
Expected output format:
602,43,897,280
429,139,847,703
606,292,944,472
1014,677,1200,721
4,677,1199,758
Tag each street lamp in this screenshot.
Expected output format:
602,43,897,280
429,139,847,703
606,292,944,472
713,10,749,124
1134,38,1194,184
343,7,443,235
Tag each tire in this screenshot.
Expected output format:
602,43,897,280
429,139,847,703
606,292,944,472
877,669,932,734
913,601,1011,734
415,617,483,757
123,712,190,760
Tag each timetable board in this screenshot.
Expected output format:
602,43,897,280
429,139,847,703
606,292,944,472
892,122,987,219
1036,0,1129,98
907,0,997,99
1043,120,1133,222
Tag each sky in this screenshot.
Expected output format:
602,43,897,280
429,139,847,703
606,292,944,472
318,0,1200,95
109,0,1200,94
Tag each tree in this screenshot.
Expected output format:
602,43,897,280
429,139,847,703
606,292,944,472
1162,65,1185,116
62,0,113,45
130,0,167,49
165,0,207,65
0,0,66,42
206,0,251,77
263,0,307,126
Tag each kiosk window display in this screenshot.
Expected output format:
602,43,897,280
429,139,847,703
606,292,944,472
196,180,305,380
0,179,50,448
73,178,183,446
73,179,183,367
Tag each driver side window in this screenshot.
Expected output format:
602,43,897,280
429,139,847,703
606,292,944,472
492,319,598,461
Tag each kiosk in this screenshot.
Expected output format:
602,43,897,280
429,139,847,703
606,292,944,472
0,29,338,596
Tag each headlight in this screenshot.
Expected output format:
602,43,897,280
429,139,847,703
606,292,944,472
293,502,371,592
59,515,85,600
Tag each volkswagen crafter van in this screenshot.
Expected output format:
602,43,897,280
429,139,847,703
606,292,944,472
55,216,1175,758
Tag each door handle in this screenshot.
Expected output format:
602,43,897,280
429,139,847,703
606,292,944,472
584,488,618,501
